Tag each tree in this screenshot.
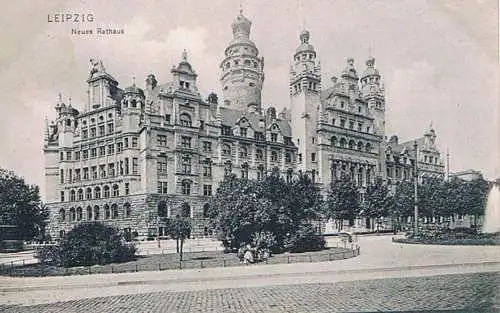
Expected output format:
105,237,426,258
44,222,136,267
0,169,48,240
325,177,360,229
363,177,392,230
165,215,192,261
465,177,490,226
392,180,414,222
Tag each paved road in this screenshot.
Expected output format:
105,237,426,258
1,272,498,312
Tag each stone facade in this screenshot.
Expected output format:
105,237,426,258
43,11,445,239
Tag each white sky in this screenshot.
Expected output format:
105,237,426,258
0,0,498,194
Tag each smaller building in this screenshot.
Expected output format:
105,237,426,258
449,169,483,182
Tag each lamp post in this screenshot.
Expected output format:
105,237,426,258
157,216,161,248
413,141,419,236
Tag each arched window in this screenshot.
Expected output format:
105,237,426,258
158,201,168,217
180,113,192,127
124,203,131,218
112,184,119,197
365,143,372,153
104,185,110,198
348,140,355,150
94,187,101,199
59,209,66,222
70,190,76,201
76,207,83,221
59,230,65,238
112,204,119,219
331,136,338,146
104,204,111,220
357,141,363,151
181,202,191,218
69,208,76,222
93,205,100,220
182,180,191,195
86,188,92,199
222,143,231,156
239,146,248,159
203,203,210,218
77,189,84,201
86,206,92,220
340,138,347,148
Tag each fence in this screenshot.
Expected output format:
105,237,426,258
0,245,360,278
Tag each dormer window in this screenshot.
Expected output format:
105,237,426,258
271,133,277,142
240,128,247,137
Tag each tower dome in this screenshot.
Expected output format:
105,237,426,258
296,29,315,53
232,10,251,39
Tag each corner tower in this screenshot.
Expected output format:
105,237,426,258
361,57,385,138
289,29,321,172
220,10,264,112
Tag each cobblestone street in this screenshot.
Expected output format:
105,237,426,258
1,272,498,312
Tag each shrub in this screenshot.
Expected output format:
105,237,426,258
56,222,136,267
34,245,61,266
251,231,277,250
284,223,326,253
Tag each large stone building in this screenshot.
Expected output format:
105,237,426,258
44,11,444,239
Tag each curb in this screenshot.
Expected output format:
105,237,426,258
1,261,499,293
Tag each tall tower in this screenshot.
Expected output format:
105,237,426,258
289,29,321,172
86,59,119,111
361,57,385,138
220,10,264,112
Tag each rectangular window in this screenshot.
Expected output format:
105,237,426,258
60,169,64,184
75,151,80,161
203,184,212,196
90,148,97,158
254,132,265,141
68,169,72,183
157,155,168,174
107,144,114,155
256,149,264,161
107,122,114,134
108,163,115,177
332,119,336,126
241,168,248,179
181,136,191,148
340,120,346,128
203,141,212,152
182,156,191,174
132,158,138,175
271,133,278,142
75,169,81,182
157,135,167,146
60,152,64,161
99,146,106,157
60,191,65,202
91,166,97,180
366,126,370,133
200,120,205,130
125,158,129,175
90,127,96,138
83,167,89,180
240,128,247,137
99,165,106,178
116,142,123,153
312,153,317,162
125,183,130,195
66,151,72,161
82,150,88,160
98,125,105,137
298,153,302,163
158,181,168,194
349,121,354,129
203,162,212,177
124,138,129,148
165,114,171,124
82,129,88,139
132,137,138,148
358,123,362,132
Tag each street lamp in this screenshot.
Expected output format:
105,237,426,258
413,141,419,236
157,215,161,248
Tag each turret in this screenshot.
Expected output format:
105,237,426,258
361,56,385,138
86,59,119,111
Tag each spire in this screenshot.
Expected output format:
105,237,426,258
132,76,136,87
182,49,187,61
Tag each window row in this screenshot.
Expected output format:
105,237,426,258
60,137,138,161
330,118,371,133
59,203,131,222
60,158,139,184
80,122,115,139
158,201,211,219
60,184,129,202
330,136,373,153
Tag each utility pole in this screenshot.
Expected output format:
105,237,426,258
413,141,419,236
157,216,161,248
